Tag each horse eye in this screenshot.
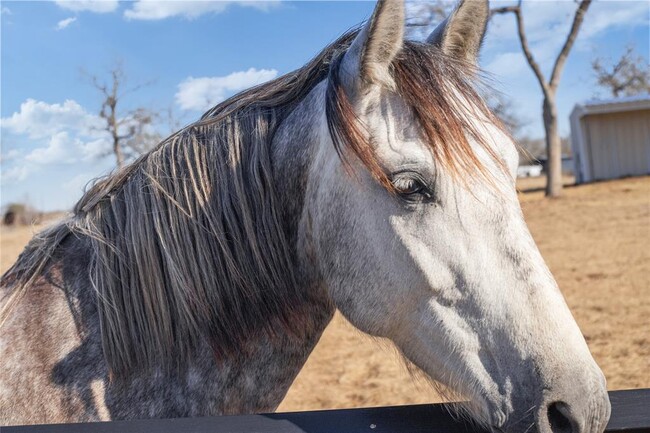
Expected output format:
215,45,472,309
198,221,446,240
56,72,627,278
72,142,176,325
392,175,431,200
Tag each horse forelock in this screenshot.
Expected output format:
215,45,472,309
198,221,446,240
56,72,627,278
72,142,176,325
326,39,510,192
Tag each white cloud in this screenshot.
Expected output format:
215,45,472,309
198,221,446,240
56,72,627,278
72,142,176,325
1,99,104,139
22,132,109,166
580,2,650,40
0,149,20,163
1,6,12,15
0,99,112,186
80,137,110,160
56,16,77,30
19,132,109,168
25,132,79,164
55,0,119,13
175,68,279,111
1,165,30,183
124,0,280,21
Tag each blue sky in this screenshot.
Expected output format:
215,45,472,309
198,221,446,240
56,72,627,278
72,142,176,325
1,0,648,211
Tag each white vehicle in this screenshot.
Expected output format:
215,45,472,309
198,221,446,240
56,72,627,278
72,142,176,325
517,164,543,177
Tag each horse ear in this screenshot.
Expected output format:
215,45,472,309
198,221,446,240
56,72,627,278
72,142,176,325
426,0,489,64
340,0,404,94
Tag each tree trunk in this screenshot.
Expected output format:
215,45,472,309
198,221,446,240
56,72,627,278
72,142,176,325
113,136,124,168
542,93,562,197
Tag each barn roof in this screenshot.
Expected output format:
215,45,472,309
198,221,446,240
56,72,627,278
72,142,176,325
571,94,650,118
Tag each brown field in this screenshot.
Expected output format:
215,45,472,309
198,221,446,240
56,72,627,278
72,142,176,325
1,176,649,411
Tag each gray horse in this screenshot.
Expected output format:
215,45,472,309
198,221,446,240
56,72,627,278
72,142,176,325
0,1,610,431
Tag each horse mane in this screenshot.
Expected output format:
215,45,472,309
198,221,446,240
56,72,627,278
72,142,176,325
1,29,506,375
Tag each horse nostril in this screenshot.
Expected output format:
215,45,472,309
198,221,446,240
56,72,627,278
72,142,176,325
547,401,576,433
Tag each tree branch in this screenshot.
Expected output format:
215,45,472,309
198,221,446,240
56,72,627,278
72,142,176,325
489,6,518,15
117,133,135,141
491,2,550,95
549,0,592,90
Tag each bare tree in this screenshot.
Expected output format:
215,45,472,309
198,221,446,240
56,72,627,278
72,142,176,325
162,104,191,137
405,0,453,39
491,1,591,197
592,45,650,98
86,63,160,168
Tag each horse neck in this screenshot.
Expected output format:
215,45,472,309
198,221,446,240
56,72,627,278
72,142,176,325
197,82,333,411
271,81,328,285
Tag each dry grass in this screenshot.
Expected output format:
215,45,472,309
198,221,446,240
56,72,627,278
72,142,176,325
1,225,45,272
1,176,648,411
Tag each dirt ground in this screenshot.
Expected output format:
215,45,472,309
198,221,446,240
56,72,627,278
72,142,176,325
1,176,648,412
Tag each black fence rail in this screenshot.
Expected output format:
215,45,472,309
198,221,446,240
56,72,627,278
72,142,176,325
3,389,649,433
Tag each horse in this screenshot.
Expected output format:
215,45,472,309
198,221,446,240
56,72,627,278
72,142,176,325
0,0,610,431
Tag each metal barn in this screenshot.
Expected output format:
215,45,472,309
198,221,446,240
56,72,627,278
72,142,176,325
569,95,650,184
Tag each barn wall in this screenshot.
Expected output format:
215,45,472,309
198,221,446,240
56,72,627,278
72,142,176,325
583,109,650,182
